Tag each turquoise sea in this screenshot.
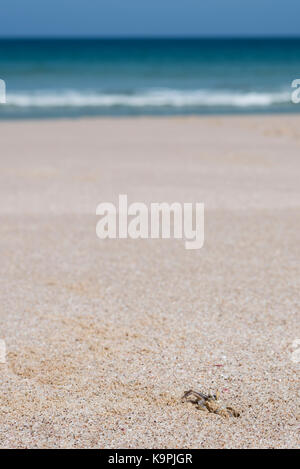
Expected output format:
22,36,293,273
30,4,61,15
0,38,299,119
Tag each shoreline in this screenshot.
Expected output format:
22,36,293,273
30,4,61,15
0,110,300,122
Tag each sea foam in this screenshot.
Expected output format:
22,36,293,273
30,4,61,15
6,89,290,108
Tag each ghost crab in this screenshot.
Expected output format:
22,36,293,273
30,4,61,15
181,389,240,418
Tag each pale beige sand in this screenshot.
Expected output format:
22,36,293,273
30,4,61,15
0,115,299,448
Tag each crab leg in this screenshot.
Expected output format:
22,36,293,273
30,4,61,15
181,389,209,402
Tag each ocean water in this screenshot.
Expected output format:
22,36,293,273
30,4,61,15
0,38,299,119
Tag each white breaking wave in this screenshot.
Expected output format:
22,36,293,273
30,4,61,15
5,89,290,108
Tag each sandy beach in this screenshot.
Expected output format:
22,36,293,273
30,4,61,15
0,115,299,448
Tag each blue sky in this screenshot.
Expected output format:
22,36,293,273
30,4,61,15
1,0,300,37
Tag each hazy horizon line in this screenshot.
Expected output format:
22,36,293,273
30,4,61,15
0,35,300,41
